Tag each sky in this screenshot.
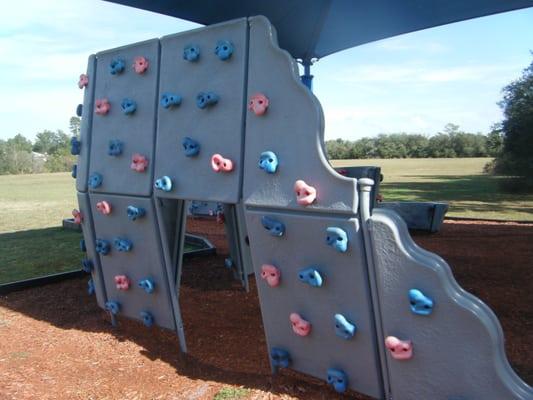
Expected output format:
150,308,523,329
0,0,532,142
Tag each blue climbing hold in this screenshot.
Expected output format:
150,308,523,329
258,151,278,174
108,139,123,156
334,314,357,340
409,289,434,316
95,239,111,255
80,239,86,252
88,172,103,189
326,227,348,253
182,137,200,157
154,176,172,192
76,103,83,117
138,278,155,294
121,98,137,115
214,40,234,60
81,258,94,273
70,137,81,155
261,216,285,237
127,206,146,221
105,300,120,315
87,278,95,295
160,93,182,109
327,368,348,393
109,58,125,75
298,267,323,287
114,237,133,252
71,164,77,179
270,347,291,370
224,258,233,269
196,91,219,109
183,44,200,62
140,311,154,327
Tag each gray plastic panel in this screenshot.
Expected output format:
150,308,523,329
154,19,248,203
77,192,106,308
243,17,358,214
89,39,160,196
369,208,533,400
89,194,177,330
245,208,383,399
76,55,97,193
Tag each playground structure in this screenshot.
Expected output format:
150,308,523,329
72,17,532,400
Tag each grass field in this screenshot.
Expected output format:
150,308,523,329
331,158,533,221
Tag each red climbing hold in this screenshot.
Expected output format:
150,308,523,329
95,98,110,115
133,56,149,74
78,74,89,89
248,93,269,115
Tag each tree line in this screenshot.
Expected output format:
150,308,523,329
0,117,80,175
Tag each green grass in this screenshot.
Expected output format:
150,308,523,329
331,158,533,221
213,387,250,400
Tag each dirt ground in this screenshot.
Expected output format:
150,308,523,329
0,218,531,400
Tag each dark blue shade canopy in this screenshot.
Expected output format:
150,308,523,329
105,0,533,62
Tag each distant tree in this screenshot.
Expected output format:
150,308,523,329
69,116,81,137
486,123,504,157
7,133,33,152
33,129,70,155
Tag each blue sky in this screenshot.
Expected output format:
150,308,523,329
0,0,532,142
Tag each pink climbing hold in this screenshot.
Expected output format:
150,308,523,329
114,275,131,291
248,93,269,115
294,180,317,206
385,336,413,360
72,209,83,224
78,74,89,89
290,313,311,337
95,98,110,115
130,153,149,172
260,264,281,287
133,56,149,74
211,154,233,173
96,200,112,215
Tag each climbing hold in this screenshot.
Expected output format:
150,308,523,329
196,91,219,109
326,227,349,253
248,93,269,115
130,153,149,172
327,368,348,393
105,300,120,315
71,164,77,179
258,151,278,174
290,313,311,336
214,40,234,60
211,154,233,173
81,258,94,273
87,278,95,295
294,180,316,206
109,58,125,75
224,258,233,269
95,98,110,115
72,209,83,224
113,237,133,252
298,267,323,287
140,311,154,327
121,98,137,115
76,104,83,117
154,176,172,192
270,348,291,370
96,200,112,215
80,239,86,252
334,314,357,339
70,137,81,155
95,239,111,255
385,336,413,360
127,206,146,221
261,216,285,237
160,93,182,109
138,278,155,294
107,139,123,156
114,275,130,290
260,264,281,287
183,44,200,62
88,172,103,189
78,73,89,89
132,56,149,74
408,289,434,316
182,137,200,157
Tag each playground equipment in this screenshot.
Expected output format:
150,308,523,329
73,16,532,400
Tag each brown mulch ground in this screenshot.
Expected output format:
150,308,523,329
0,218,531,400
